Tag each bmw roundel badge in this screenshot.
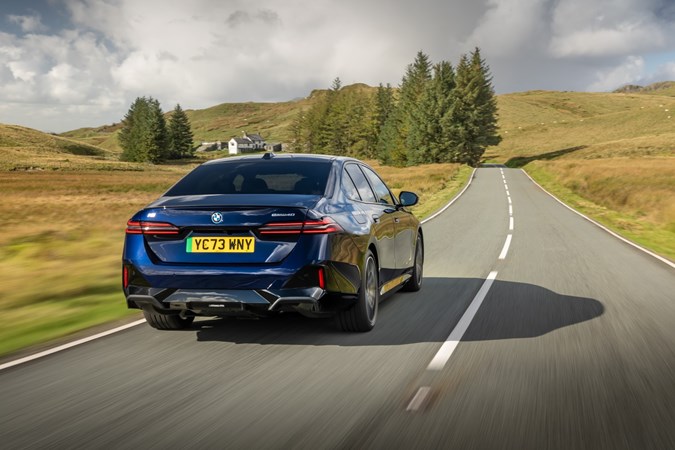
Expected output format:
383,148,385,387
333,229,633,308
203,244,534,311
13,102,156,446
211,212,223,224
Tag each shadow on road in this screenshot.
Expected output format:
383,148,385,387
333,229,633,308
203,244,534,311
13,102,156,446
193,278,604,346
504,146,587,168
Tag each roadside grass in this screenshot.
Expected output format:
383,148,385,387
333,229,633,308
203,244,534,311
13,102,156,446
0,161,468,358
524,159,675,262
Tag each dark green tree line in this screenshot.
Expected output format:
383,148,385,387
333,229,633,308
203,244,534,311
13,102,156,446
283,47,500,166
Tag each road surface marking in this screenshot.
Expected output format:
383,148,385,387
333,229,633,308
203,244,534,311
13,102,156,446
508,197,512,204
427,271,498,371
422,168,476,225
504,184,509,190
499,234,513,260
406,386,431,411
509,216,514,231
522,170,675,270
0,319,147,372
509,205,513,216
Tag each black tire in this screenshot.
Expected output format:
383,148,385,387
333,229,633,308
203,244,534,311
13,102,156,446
337,250,379,332
403,233,423,292
142,308,194,330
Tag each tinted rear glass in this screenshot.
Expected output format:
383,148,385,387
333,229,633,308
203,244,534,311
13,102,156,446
164,160,332,196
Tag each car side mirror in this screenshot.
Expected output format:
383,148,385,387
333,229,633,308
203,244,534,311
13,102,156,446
398,191,419,207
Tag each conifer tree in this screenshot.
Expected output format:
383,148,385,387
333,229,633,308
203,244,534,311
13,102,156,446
119,96,168,163
119,97,150,162
167,104,194,159
443,49,500,166
394,51,432,165
146,98,168,164
408,61,455,164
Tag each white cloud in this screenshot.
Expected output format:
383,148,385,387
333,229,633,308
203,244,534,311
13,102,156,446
2,0,675,131
587,55,645,91
465,0,550,55
550,0,667,57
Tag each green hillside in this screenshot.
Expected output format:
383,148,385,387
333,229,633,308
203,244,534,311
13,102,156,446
59,84,376,154
487,90,675,164
0,123,139,171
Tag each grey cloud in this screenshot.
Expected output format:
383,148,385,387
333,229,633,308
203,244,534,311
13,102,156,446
226,9,280,28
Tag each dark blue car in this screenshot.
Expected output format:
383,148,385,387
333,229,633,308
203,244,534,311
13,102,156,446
123,153,423,332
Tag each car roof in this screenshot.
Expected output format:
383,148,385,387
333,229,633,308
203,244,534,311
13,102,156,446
202,153,358,166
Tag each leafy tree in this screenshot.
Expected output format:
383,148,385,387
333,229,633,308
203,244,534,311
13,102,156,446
167,104,194,158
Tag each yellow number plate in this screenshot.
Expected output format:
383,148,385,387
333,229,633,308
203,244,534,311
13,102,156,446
186,237,255,253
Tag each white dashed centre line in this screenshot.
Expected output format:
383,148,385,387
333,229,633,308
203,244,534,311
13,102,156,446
406,386,431,411
427,271,499,371
499,234,512,260
409,169,513,411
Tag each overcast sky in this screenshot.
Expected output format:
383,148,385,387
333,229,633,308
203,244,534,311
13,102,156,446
2,0,675,132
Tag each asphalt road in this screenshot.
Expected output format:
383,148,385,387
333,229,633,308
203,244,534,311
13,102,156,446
2,167,675,449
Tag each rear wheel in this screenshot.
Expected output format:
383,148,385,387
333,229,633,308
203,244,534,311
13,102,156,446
337,250,379,332
403,233,423,292
142,308,194,330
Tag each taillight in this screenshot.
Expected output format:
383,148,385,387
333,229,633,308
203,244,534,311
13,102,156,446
123,266,129,289
317,266,325,289
259,218,342,235
125,220,180,235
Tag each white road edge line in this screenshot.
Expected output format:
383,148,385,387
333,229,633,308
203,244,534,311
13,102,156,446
499,234,513,260
406,386,431,412
522,169,675,270
427,271,498,371
509,216,514,231
0,319,147,372
422,168,477,225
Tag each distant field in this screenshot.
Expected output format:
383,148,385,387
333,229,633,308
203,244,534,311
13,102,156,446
0,160,467,357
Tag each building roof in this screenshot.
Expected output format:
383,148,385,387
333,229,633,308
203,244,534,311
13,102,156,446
245,133,264,142
231,137,252,145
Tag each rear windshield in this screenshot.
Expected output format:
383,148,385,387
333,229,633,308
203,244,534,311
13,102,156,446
164,159,332,196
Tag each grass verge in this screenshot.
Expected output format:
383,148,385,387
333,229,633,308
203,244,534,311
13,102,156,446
524,160,675,263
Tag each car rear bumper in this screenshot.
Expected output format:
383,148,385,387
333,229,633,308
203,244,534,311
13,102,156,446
127,286,338,317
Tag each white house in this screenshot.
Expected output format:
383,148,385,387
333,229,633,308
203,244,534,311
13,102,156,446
228,132,266,155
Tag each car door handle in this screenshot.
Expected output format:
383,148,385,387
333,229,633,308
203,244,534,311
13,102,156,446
372,215,380,223
394,217,400,223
